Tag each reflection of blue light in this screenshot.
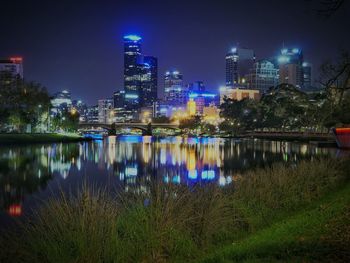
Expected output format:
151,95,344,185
84,134,103,140
187,138,199,144
201,170,215,180
124,35,141,41
125,167,138,177
188,170,198,180
172,175,180,184
164,175,169,183
207,170,215,180
119,135,143,143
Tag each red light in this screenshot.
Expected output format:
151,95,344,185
10,57,23,63
334,128,350,135
8,204,22,216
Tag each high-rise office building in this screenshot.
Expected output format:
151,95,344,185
302,62,312,90
0,57,24,88
123,35,142,108
246,60,278,92
164,70,186,105
226,47,255,87
143,56,158,104
278,48,304,88
123,35,158,110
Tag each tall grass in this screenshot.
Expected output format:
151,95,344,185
0,158,349,262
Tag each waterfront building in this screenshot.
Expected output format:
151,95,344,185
164,70,186,105
219,86,260,104
98,99,114,124
278,48,304,88
246,59,278,92
0,57,24,88
226,47,255,87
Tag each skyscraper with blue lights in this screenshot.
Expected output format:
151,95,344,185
278,48,304,88
164,70,185,105
123,35,158,112
124,35,142,109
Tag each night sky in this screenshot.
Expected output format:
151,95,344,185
1,0,349,104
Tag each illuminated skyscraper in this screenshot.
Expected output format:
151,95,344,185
164,70,185,105
278,48,304,88
0,57,24,88
143,56,158,104
226,48,255,87
123,35,157,110
123,35,142,108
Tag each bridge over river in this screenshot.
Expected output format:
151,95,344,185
79,122,180,135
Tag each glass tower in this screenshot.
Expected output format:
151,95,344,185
123,35,142,109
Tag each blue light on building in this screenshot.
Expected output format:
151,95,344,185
123,35,142,41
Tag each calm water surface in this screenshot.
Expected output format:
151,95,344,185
0,135,348,228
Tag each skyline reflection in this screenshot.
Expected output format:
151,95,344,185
0,136,347,220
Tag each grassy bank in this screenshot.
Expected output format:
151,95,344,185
0,133,88,145
0,158,349,262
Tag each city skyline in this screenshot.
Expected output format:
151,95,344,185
1,0,349,104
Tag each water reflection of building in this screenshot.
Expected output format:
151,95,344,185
0,136,343,218
0,143,81,217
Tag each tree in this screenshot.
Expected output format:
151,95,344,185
179,116,201,132
0,77,51,132
319,50,350,126
219,97,259,134
51,110,80,132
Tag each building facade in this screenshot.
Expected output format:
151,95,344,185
226,48,255,87
246,59,278,92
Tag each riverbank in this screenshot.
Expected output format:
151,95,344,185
0,133,89,145
0,158,349,262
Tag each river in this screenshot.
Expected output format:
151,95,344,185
0,135,348,228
